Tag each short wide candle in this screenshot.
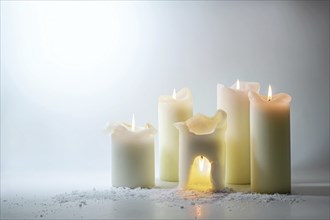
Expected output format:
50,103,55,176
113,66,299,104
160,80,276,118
158,88,193,182
175,110,227,191
217,81,260,184
249,87,291,194
106,118,156,188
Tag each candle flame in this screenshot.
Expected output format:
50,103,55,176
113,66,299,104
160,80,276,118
267,85,272,101
236,79,240,90
172,88,176,99
131,114,135,131
199,156,204,172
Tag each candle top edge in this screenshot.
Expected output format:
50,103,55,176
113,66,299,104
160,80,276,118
104,122,157,136
217,81,260,93
159,87,192,102
248,90,292,104
175,109,227,135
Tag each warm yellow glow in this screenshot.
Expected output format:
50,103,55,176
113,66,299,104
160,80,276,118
195,205,202,218
236,79,240,90
131,114,135,131
187,156,212,191
199,156,204,172
267,85,272,101
172,88,176,99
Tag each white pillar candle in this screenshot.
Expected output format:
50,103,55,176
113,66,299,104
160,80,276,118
158,88,193,182
106,115,157,188
249,86,291,194
175,110,227,191
217,81,260,184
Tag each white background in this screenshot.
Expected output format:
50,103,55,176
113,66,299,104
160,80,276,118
1,1,329,194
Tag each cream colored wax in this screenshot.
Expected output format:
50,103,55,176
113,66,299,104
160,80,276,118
106,119,156,188
217,81,260,184
249,88,291,194
158,88,193,181
175,110,227,191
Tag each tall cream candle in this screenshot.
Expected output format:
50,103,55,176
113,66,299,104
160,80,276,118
249,86,291,194
217,81,260,184
158,88,193,181
105,116,156,188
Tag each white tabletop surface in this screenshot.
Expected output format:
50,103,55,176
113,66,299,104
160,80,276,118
1,179,329,219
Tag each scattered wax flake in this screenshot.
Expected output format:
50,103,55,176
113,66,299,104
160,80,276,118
51,186,302,208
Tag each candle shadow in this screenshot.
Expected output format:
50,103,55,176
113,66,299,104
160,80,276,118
154,178,178,189
226,183,330,196
225,184,251,193
291,183,330,196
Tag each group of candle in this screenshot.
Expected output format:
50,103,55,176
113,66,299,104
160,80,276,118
106,81,291,194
